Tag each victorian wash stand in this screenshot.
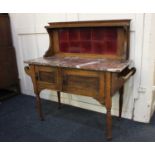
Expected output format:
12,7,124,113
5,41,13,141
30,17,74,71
24,20,136,140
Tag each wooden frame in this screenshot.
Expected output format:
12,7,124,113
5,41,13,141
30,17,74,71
24,20,136,140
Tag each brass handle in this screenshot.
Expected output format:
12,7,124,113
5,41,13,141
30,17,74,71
122,67,136,80
24,66,31,75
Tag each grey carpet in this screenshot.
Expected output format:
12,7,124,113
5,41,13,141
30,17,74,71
0,94,155,142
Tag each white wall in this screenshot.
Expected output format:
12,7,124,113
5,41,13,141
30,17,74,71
9,13,155,123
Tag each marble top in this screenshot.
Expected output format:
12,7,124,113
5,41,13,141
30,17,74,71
24,56,132,72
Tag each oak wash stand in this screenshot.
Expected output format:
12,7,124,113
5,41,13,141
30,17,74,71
24,20,136,140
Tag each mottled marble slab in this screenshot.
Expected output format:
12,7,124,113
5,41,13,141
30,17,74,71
24,56,132,72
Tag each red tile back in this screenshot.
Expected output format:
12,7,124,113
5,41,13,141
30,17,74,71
59,29,68,41
80,28,91,40
60,42,69,52
69,29,79,40
80,41,92,53
92,41,105,53
92,28,105,40
105,40,117,54
69,41,81,53
58,27,117,55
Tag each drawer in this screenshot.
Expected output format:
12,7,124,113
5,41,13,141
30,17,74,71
62,69,99,97
35,66,59,90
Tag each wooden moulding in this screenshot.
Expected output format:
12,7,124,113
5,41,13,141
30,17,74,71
46,20,130,29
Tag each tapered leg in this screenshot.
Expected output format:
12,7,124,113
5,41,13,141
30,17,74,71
36,93,44,121
106,108,112,141
57,91,62,109
105,72,112,140
119,86,124,118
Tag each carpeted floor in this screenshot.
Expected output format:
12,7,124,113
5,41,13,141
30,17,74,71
0,94,155,142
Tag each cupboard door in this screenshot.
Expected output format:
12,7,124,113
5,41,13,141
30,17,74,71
62,68,100,97
35,66,59,90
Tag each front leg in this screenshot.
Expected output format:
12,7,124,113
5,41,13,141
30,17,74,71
35,92,44,121
57,91,62,109
25,65,44,121
105,72,112,140
119,86,124,118
106,106,112,140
